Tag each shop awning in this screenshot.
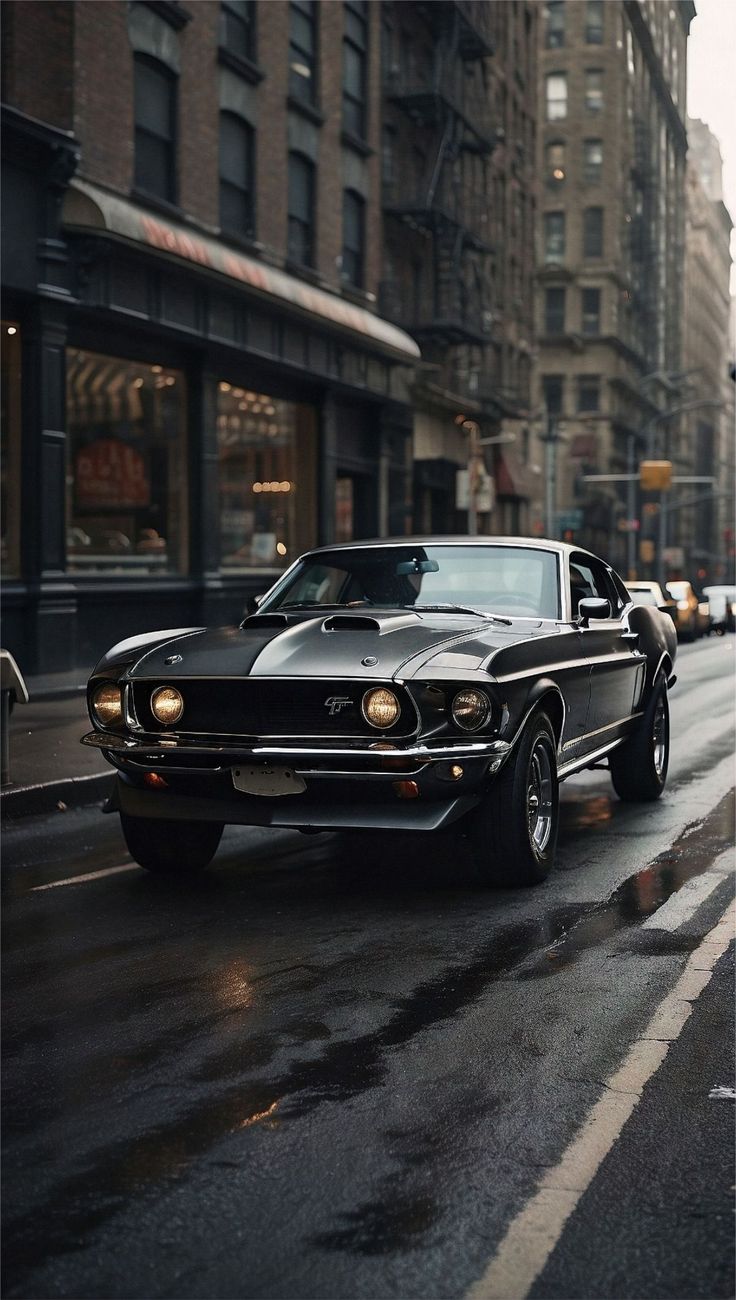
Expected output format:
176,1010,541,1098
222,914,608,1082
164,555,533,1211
62,179,421,364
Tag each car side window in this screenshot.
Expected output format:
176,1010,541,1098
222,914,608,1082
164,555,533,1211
569,554,620,618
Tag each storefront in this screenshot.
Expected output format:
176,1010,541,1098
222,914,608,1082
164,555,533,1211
1,110,418,678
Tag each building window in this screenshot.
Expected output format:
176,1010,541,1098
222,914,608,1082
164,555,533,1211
544,287,566,334
220,0,256,62
343,0,368,139
219,112,255,238
545,1,565,48
583,138,603,182
289,0,318,106
1,322,21,577
585,69,604,113
287,152,315,266
216,383,317,571
134,54,177,203
583,207,603,257
542,375,564,416
546,140,566,184
546,73,567,121
585,0,604,43
342,189,365,287
578,375,601,411
65,349,187,575
581,287,601,334
544,211,566,262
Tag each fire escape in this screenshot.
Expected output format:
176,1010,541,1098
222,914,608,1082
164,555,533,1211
380,1,494,347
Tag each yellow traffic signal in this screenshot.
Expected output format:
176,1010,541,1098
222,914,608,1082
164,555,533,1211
639,460,672,491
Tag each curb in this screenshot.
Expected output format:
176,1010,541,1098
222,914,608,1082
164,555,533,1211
1,772,115,821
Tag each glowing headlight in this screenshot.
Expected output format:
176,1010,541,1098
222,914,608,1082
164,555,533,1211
92,683,123,727
362,687,400,729
677,600,689,610
451,688,491,732
150,685,184,726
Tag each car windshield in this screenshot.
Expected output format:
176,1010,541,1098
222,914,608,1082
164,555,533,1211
261,544,561,619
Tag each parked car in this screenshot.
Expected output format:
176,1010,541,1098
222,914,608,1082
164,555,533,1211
82,538,677,887
626,581,677,621
703,585,736,634
665,579,703,641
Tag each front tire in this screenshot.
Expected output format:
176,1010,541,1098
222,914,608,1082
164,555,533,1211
467,712,559,887
120,813,223,874
609,677,669,802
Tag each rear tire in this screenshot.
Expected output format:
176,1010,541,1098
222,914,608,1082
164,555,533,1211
120,813,223,873
609,677,669,802
467,712,559,887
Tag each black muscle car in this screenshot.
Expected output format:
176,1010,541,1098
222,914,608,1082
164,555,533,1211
82,538,677,886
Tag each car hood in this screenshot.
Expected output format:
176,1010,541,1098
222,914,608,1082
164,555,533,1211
124,611,554,682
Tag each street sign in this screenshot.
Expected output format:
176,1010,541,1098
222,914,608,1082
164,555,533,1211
617,518,640,532
639,460,672,491
556,509,583,532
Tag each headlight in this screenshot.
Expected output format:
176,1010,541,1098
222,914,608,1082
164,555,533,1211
92,683,123,727
362,687,400,729
677,600,689,610
150,685,184,725
451,688,491,732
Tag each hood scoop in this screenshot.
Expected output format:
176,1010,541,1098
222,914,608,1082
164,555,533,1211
241,613,291,629
322,614,381,632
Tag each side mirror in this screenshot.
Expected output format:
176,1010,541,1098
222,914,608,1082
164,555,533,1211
245,594,263,615
578,597,611,626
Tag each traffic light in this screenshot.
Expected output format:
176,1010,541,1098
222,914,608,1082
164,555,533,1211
639,460,672,491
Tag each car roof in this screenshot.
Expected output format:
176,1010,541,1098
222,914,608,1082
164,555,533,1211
301,536,598,562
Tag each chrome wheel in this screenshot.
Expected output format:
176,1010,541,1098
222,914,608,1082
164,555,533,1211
527,740,554,856
652,694,667,778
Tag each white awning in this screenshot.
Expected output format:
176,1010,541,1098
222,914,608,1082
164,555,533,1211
62,179,420,364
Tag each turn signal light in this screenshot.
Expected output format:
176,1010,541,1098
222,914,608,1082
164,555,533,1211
393,780,419,799
144,772,168,789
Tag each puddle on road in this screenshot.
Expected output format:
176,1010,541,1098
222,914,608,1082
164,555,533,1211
4,791,734,1283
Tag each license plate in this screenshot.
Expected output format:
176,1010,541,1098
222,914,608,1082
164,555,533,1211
231,765,306,797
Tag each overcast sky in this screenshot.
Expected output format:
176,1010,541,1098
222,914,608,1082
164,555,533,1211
687,0,736,246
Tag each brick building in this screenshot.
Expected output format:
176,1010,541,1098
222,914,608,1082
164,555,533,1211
534,0,695,578
1,0,419,677
379,0,542,537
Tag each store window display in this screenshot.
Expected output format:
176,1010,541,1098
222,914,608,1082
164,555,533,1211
65,349,188,574
216,382,317,571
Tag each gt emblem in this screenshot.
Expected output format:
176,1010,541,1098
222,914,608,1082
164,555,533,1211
324,695,354,716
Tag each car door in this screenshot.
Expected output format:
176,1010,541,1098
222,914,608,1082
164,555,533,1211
569,553,647,752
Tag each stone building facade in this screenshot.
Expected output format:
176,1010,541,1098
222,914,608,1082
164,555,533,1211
679,120,734,583
534,0,694,578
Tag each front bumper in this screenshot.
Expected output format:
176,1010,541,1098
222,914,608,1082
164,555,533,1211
82,731,512,832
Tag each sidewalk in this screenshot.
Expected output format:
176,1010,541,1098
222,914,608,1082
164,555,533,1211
1,688,114,820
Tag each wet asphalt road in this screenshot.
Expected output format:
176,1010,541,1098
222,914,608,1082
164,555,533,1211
2,636,734,1300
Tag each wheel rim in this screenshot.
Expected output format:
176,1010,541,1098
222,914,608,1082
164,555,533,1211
652,695,667,778
527,740,554,856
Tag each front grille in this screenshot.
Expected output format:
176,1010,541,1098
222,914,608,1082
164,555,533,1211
131,679,417,739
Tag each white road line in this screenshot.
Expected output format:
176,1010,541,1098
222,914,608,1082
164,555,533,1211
465,899,736,1300
642,847,735,932
30,863,137,891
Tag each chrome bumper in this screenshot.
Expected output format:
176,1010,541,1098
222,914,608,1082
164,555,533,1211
81,730,512,774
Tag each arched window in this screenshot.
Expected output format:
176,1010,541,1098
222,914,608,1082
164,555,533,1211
134,54,177,203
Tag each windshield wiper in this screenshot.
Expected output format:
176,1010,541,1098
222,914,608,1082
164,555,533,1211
406,604,512,625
